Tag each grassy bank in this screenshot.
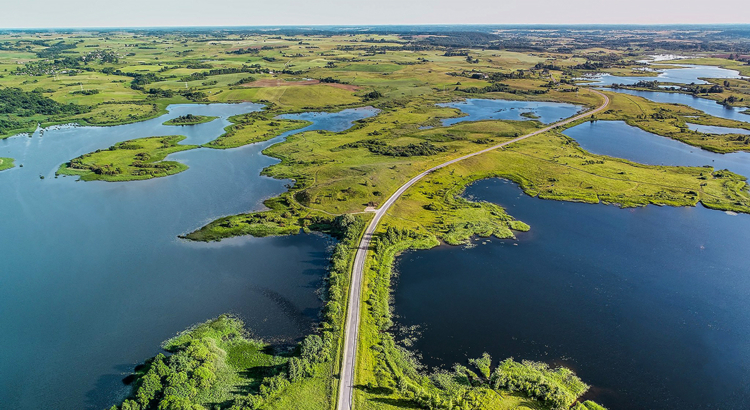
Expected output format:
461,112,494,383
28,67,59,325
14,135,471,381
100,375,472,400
0,157,14,171
57,135,197,181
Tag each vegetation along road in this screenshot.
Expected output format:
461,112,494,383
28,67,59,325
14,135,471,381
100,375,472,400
336,89,610,410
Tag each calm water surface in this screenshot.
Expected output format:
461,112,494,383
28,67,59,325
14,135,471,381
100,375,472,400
0,104,377,409
584,64,741,86
439,99,582,126
608,88,750,123
392,178,750,410
563,120,750,178
686,123,750,135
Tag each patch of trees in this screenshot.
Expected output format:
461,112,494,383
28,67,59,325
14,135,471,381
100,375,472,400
443,355,590,410
459,82,548,95
35,41,78,58
443,49,469,57
178,90,208,102
362,90,383,100
230,76,256,86
71,89,100,95
185,63,213,69
318,77,342,83
146,88,175,98
724,95,745,105
227,47,259,55
168,114,202,124
179,65,269,82
0,87,85,117
337,139,447,157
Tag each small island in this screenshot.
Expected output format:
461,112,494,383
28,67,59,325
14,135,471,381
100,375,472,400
0,157,14,171
742,109,750,115
57,135,197,181
163,114,217,126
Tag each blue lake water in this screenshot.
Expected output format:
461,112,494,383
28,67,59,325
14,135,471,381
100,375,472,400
392,178,750,410
439,99,582,126
608,88,749,123
563,120,750,178
584,64,742,86
0,104,377,409
686,123,750,135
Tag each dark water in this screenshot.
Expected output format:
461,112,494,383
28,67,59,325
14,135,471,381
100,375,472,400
584,64,741,86
609,88,749,123
439,99,582,126
392,178,750,410
563,120,750,178
0,104,377,409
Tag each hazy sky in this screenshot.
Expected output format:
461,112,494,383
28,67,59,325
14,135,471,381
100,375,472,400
2,0,749,29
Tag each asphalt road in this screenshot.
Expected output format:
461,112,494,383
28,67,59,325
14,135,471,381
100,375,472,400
336,90,610,410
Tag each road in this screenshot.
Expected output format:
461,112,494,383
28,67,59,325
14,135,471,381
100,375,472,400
336,90,609,410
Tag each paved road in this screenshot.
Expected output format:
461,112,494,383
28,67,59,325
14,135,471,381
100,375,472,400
336,90,610,410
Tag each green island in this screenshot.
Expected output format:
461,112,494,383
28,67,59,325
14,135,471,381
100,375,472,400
203,112,311,149
164,114,218,126
3,26,750,410
0,157,14,171
57,135,197,181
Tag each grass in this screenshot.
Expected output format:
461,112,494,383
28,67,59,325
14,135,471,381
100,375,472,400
112,315,295,410
210,84,362,109
57,135,197,181
163,114,218,126
203,112,311,149
0,157,14,171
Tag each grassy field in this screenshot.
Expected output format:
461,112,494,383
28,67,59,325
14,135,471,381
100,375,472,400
57,135,197,181
0,157,14,171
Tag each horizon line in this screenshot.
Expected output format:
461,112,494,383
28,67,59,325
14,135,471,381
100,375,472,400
3,22,750,31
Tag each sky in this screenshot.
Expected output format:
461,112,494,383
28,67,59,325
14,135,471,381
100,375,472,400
2,0,749,29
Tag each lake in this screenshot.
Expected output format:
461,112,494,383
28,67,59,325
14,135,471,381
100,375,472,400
0,103,378,409
686,123,750,135
392,178,750,410
608,87,750,123
563,120,750,178
439,99,582,126
583,64,742,86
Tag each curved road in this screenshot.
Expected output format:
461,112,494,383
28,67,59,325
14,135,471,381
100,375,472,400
336,90,609,410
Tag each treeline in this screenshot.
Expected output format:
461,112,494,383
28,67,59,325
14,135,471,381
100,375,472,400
0,87,85,117
336,139,447,157
448,70,530,81
179,65,269,82
459,82,548,95
35,40,78,58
